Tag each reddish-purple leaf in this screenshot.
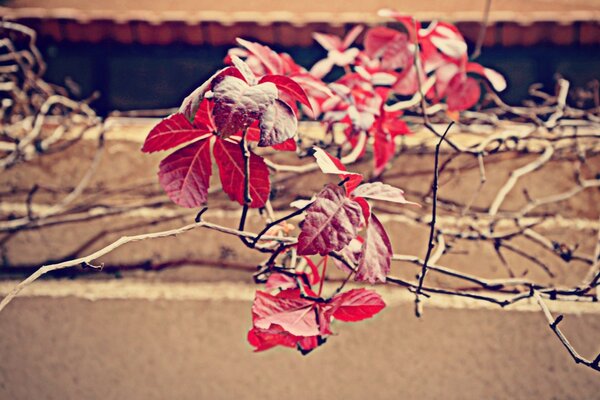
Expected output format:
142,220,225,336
213,139,270,208
353,182,417,205
265,273,298,291
297,184,363,256
157,138,212,208
356,213,392,283
258,99,298,147
212,75,278,136
142,113,210,153
331,288,386,322
259,75,312,110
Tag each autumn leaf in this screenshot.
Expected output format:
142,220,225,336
213,139,270,208
157,138,213,208
356,213,393,283
211,75,278,137
258,99,298,147
297,184,363,256
141,112,211,153
331,288,386,322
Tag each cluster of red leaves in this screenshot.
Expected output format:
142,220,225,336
297,148,416,283
225,10,506,175
142,56,309,208
249,278,385,354
141,11,506,355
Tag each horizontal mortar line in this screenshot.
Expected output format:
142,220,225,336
1,203,597,231
0,279,598,314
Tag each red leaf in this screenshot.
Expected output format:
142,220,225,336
331,288,386,322
353,196,371,224
157,138,212,208
258,99,298,147
297,184,363,256
265,273,298,291
372,126,396,176
302,256,321,285
247,325,302,352
252,290,319,336
353,182,417,205
192,98,217,132
364,27,412,71
211,75,278,136
259,75,312,110
213,139,270,208
142,113,210,153
311,147,363,193
446,75,481,111
356,213,392,283
272,138,297,152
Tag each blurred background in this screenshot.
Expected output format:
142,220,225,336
1,0,599,115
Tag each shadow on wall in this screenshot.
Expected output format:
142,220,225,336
41,41,600,116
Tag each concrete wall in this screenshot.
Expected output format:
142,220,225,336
0,280,598,400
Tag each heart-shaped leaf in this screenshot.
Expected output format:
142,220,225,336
356,213,392,283
213,138,270,208
212,75,278,137
297,184,363,256
157,138,212,208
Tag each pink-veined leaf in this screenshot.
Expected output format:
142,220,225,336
252,290,319,336
356,213,392,283
372,127,396,176
192,98,217,133
213,139,270,208
297,184,363,256
142,113,211,153
331,288,386,322
157,137,212,208
211,75,278,136
258,99,298,147
364,27,412,71
259,75,312,111
353,182,417,205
